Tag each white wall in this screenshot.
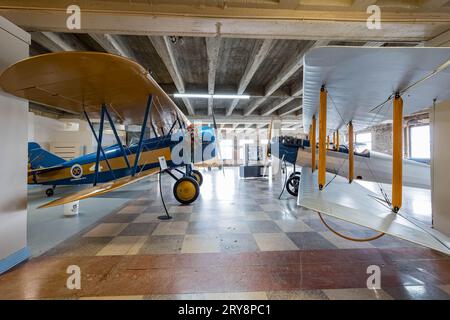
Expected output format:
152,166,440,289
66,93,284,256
431,98,450,236
28,113,95,155
28,113,129,156
0,17,30,272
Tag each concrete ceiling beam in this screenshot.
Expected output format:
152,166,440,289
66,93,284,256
278,103,303,117
88,33,133,58
227,39,274,116
149,35,195,115
31,31,85,52
206,36,221,116
3,3,448,41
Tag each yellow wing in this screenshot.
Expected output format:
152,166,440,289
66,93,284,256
39,168,159,209
0,51,190,132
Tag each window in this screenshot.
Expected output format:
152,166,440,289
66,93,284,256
221,139,234,160
239,139,254,160
356,132,372,152
410,125,430,159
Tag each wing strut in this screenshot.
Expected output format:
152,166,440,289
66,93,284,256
103,104,131,170
132,94,153,177
318,86,327,190
93,106,106,186
392,94,403,213
348,121,354,183
310,115,316,172
83,109,115,181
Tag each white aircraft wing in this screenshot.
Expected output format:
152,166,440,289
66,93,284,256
297,168,450,255
302,47,450,132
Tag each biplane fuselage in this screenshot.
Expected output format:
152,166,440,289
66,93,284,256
28,128,216,186
272,137,430,189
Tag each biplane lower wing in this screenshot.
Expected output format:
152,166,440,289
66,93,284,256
297,168,450,255
39,167,159,209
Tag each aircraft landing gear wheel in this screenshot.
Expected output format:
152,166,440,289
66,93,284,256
173,176,200,205
286,175,300,197
191,169,203,186
289,171,301,179
45,188,54,197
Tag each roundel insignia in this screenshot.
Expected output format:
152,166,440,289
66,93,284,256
71,164,83,179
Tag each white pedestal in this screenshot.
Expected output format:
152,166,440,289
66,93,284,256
64,201,79,216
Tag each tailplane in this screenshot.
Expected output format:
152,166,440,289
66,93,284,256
28,142,66,169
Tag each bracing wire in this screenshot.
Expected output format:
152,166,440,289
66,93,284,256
327,92,346,126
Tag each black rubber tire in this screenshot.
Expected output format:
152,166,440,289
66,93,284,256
45,188,54,197
173,176,200,205
289,171,301,179
286,176,300,197
191,169,203,186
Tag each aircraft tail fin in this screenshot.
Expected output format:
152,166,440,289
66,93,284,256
28,142,66,169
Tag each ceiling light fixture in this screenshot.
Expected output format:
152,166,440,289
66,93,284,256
174,93,250,100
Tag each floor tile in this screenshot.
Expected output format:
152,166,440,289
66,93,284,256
145,294,205,300
170,213,192,222
301,218,331,232
202,292,268,300
44,237,113,257
169,206,193,214
267,290,329,300
218,220,251,234
139,235,184,254
439,285,450,295
83,223,128,237
133,213,162,223
117,205,147,215
319,231,376,249
102,214,139,223
118,223,158,236
253,233,298,251
286,232,337,250
247,221,282,233
187,221,220,234
383,285,450,300
181,234,221,253
152,221,188,235
96,236,147,256
260,204,282,211
266,211,298,221
323,288,393,300
244,212,270,221
275,220,313,232
218,233,260,253
80,295,145,300
439,284,450,295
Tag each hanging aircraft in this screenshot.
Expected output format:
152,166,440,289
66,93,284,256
270,46,450,255
0,52,217,208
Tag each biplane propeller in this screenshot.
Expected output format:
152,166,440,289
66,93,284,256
0,52,218,208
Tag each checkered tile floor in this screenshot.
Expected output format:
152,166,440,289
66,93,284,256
1,167,448,300
45,167,418,257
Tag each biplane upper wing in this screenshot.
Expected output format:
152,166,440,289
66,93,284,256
0,51,190,132
302,47,450,132
298,168,450,255
39,167,159,209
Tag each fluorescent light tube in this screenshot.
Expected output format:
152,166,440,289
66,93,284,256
174,93,250,99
